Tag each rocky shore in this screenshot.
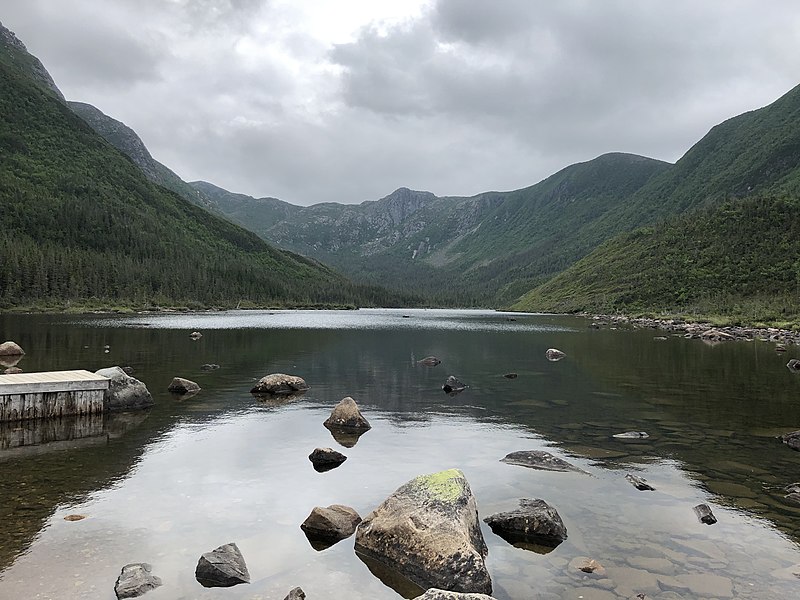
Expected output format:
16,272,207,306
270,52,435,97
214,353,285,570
586,314,800,346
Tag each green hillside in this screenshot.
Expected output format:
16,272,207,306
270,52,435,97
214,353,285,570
196,154,668,306
68,101,219,213
601,83,800,229
513,195,800,325
514,84,800,323
0,28,416,310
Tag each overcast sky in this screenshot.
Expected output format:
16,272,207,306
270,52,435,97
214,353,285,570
4,1,800,205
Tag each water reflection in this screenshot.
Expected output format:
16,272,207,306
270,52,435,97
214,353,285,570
0,310,799,599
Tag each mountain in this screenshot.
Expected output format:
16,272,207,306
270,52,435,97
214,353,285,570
189,180,300,234
513,195,800,323
194,153,669,305
0,22,416,310
68,101,217,212
514,84,800,322
596,83,800,230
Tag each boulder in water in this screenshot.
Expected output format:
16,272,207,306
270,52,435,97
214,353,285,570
308,447,347,472
195,542,250,588
251,373,309,396
96,367,154,411
301,504,362,549
0,341,24,356
324,396,371,430
442,375,467,395
414,590,498,600
500,450,587,474
483,499,567,550
545,348,565,361
167,377,201,394
355,468,492,594
418,356,442,366
114,563,162,599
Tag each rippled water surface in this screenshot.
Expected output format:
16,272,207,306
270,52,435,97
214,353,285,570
1,309,800,599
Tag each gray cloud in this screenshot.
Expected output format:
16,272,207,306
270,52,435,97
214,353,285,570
4,1,800,204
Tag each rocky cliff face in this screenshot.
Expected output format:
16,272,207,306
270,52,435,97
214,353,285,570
68,102,215,211
0,21,65,101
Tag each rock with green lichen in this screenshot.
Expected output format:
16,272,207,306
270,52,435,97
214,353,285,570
354,468,491,594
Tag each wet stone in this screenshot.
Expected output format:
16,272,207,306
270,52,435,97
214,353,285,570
500,450,587,474
114,563,162,599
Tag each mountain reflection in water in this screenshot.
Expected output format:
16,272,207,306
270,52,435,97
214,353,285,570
0,309,798,599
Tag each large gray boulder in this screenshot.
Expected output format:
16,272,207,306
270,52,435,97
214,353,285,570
483,499,567,550
355,468,492,594
0,341,25,356
96,367,153,411
167,377,201,395
301,504,362,549
324,397,371,431
250,373,309,396
114,563,162,599
415,590,498,600
195,542,250,587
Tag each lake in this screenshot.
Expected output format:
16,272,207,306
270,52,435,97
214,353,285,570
0,308,799,600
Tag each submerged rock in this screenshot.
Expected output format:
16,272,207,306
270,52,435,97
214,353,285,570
354,468,492,594
569,557,606,577
167,377,201,394
201,363,221,370
96,367,154,411
114,563,162,599
414,590,498,600
503,373,518,379
308,447,347,472
500,450,587,474
779,430,800,451
545,348,566,361
693,503,717,525
613,431,649,439
484,499,567,550
301,504,362,549
195,542,250,587
625,474,655,491
418,356,442,366
251,373,309,396
324,396,371,430
0,341,25,356
442,375,468,395
787,359,800,372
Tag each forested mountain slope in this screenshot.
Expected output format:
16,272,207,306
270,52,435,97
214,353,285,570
600,83,800,229
68,101,217,212
194,154,669,305
513,196,800,323
514,84,800,321
0,23,414,309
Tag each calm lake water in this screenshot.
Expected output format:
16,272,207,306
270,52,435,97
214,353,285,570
1,309,800,600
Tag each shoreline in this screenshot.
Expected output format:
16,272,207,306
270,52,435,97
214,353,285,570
585,313,800,346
